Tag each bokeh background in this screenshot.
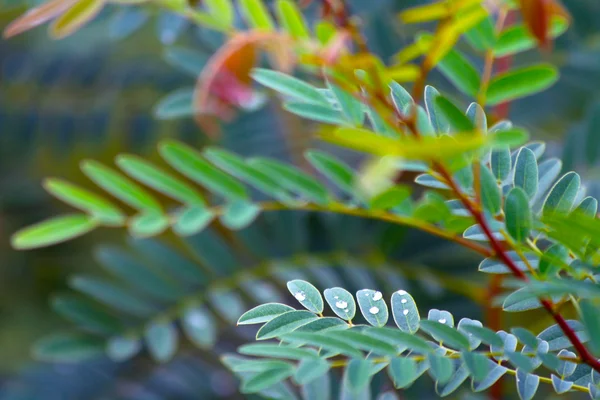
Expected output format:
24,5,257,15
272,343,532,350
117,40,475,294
1,0,600,398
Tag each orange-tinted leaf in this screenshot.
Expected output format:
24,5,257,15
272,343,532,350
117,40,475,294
49,0,105,39
519,0,569,49
3,0,78,38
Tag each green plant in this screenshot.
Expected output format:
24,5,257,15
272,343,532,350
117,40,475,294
6,0,600,399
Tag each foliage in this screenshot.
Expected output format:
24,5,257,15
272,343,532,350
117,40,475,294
4,0,600,399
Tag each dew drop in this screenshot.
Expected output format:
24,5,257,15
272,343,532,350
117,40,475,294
397,290,407,295
439,318,447,324
295,291,306,301
372,291,383,301
369,306,380,315
403,309,409,316
344,309,349,312
335,300,348,309
401,299,407,304
334,296,339,299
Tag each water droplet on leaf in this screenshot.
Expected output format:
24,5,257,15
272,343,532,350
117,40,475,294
369,306,380,314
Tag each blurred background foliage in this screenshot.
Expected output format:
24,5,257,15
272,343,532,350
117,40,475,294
1,0,600,398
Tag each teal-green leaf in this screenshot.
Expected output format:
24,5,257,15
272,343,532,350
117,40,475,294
324,287,356,321
256,310,318,340
533,158,562,205
436,47,481,97
551,375,574,394
154,88,194,119
159,140,248,201
241,364,294,394
284,102,347,125
494,18,568,57
472,361,507,392
424,85,448,134
282,331,363,358
356,289,389,327
433,96,474,133
461,325,503,348
238,303,295,325
44,178,125,225
116,155,205,205
543,172,580,216
250,158,330,205
251,68,328,106
81,160,162,211
220,201,261,230
466,103,487,133
128,212,169,238
12,214,98,250
328,82,364,126
301,371,331,400
457,318,483,350
144,320,178,362
345,359,372,393
390,289,419,334
32,333,103,363
462,352,490,382
294,358,330,385
106,336,141,362
296,317,348,333
555,349,577,378
419,320,470,351
390,81,413,114
388,357,418,388
576,196,599,217
537,320,588,351
305,150,355,196
181,305,216,349
539,243,569,277
328,330,397,356
491,147,511,181
427,353,453,384
287,280,324,313
51,294,121,335
239,343,318,360
435,360,470,396
580,300,600,355
367,327,432,354
486,64,559,106
505,187,532,242
173,206,214,236
513,148,538,199
516,369,540,400
479,165,501,215
511,327,538,348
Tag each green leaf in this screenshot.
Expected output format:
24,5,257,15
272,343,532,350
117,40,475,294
479,165,501,215
576,196,599,217
106,336,141,362
479,252,538,274
461,325,503,348
513,148,538,199
491,147,511,181
32,333,103,363
252,68,328,105
81,160,162,211
457,318,483,350
250,158,330,205
462,352,489,381
537,320,588,351
580,300,600,355
433,96,474,133
44,178,125,225
504,187,532,242
238,303,295,325
369,186,411,211
543,172,580,216
511,327,538,348
324,287,356,321
435,360,470,396
159,140,248,201
486,64,559,106
69,275,154,317
506,351,535,373
284,102,347,125
116,155,205,205
154,88,194,119
503,287,544,312
467,103,487,133
356,289,389,327
390,289,419,334
181,306,216,349
282,331,363,358
555,349,577,378
533,158,562,205
424,85,449,134
472,361,507,392
294,358,330,385
239,0,275,31
345,359,372,393
388,357,418,388
145,320,178,362
427,353,453,384
551,375,573,394
163,48,207,77
305,150,355,196
464,15,496,50
516,369,540,400
328,330,397,356
241,365,294,393
436,47,481,97
287,280,324,314
51,294,121,335
173,206,215,236
220,201,261,230
390,81,413,114
238,343,318,360
256,310,318,340
128,212,169,238
276,0,310,39
539,243,569,277
419,320,470,351
296,317,348,333
203,147,289,201
328,82,364,126
490,129,529,148
12,214,98,250
367,327,432,354
301,372,330,400
227,358,292,373
494,18,568,57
